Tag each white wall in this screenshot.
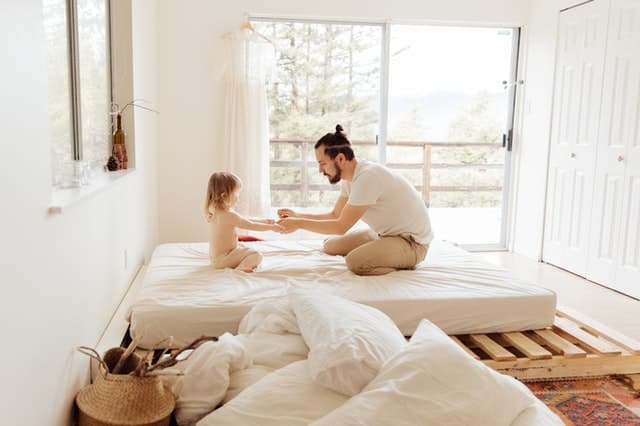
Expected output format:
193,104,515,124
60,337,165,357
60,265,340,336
510,0,586,259
509,0,559,259
154,0,531,243
0,1,159,424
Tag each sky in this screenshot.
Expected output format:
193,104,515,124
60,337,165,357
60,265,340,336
389,25,515,96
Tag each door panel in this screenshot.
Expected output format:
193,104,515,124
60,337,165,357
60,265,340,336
386,25,518,248
543,0,609,275
617,177,640,297
587,0,640,297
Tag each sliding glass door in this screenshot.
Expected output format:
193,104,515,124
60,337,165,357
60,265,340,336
386,25,519,248
254,19,519,249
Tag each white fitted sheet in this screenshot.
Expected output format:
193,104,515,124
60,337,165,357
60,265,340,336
128,240,556,348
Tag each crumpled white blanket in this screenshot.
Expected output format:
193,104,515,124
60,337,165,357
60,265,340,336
160,296,307,426
160,333,250,425
163,294,561,426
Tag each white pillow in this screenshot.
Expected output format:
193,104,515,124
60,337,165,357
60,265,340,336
312,319,553,426
197,360,348,426
512,399,564,426
289,290,406,396
238,297,300,335
235,333,308,369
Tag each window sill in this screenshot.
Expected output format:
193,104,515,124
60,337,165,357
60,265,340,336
48,169,136,214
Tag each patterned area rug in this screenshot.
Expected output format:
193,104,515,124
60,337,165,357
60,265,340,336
525,376,640,425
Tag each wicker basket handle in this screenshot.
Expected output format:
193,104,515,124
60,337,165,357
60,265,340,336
77,346,109,378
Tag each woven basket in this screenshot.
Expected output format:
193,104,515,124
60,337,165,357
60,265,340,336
76,347,174,426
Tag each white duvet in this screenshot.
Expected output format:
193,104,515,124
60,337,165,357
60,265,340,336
158,295,561,426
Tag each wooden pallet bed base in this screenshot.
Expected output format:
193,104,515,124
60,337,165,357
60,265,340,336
450,306,640,385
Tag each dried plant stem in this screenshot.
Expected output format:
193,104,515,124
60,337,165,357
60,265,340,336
111,338,138,374
134,336,218,377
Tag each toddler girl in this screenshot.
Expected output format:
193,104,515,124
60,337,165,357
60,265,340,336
204,172,281,272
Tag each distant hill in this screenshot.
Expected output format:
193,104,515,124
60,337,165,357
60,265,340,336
387,91,507,141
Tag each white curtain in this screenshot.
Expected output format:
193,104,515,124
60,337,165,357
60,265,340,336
215,29,274,217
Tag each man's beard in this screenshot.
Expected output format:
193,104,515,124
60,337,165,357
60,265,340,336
326,161,342,184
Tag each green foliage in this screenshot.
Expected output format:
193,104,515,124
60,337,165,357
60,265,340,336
255,21,381,140
256,21,506,210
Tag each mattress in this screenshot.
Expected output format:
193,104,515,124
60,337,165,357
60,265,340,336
128,240,556,348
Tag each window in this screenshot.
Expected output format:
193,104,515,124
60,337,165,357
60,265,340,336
254,18,520,249
43,0,112,187
252,19,382,208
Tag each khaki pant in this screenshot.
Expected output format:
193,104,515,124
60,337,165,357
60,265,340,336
212,244,262,270
323,229,429,276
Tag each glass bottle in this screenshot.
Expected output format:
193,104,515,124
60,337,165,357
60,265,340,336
113,113,128,169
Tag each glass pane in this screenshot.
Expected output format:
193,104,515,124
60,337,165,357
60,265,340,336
388,25,514,246
77,0,111,170
270,166,302,185
307,190,341,207
43,0,73,186
253,20,382,208
354,144,377,162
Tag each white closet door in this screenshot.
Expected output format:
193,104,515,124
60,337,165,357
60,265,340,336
597,0,640,298
543,0,609,276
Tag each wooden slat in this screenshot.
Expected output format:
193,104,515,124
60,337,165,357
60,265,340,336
554,317,622,356
469,334,517,361
502,332,552,360
557,306,640,354
483,353,640,381
445,309,640,381
450,336,479,360
533,329,587,358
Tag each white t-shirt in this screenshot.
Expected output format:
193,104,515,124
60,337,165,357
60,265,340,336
340,160,434,244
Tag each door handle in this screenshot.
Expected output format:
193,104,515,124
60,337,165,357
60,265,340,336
503,129,513,151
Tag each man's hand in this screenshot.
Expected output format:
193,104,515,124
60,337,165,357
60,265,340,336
277,217,300,234
277,208,296,218
270,223,284,232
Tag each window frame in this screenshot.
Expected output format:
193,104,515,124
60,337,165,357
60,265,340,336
50,0,113,171
253,16,522,250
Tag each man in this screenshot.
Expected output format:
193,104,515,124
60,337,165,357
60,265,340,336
277,124,433,275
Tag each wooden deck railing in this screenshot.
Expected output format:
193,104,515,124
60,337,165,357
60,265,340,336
270,138,504,206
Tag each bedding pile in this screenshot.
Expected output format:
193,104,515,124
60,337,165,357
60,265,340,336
129,239,557,348
156,292,562,426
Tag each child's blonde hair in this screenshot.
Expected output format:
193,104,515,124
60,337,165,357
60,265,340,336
204,172,241,219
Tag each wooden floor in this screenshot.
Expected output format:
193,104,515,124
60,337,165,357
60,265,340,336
475,251,640,341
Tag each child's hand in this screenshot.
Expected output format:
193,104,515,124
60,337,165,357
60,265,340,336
263,219,276,225
277,218,298,234
271,223,285,232
277,208,295,218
